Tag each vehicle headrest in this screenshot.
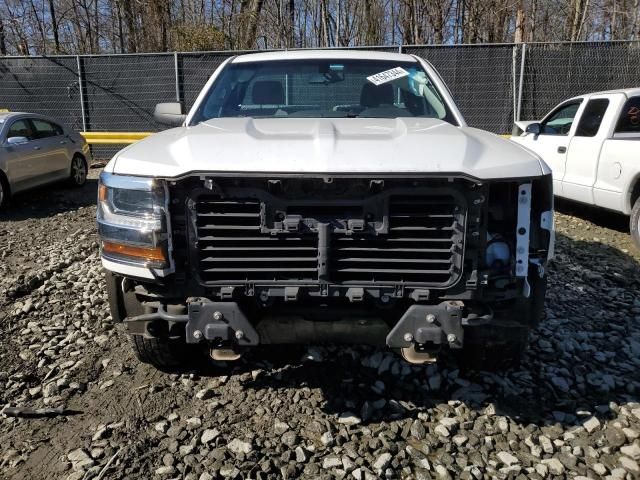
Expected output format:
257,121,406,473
360,83,394,108
252,80,284,105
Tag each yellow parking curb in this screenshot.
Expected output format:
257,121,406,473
81,132,153,145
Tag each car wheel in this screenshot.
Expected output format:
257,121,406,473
630,196,640,249
68,155,87,187
0,174,9,209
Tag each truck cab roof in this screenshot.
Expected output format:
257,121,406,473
568,87,640,101
230,49,418,64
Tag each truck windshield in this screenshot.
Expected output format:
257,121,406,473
190,58,457,124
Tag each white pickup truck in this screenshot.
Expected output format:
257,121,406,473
99,50,554,371
511,88,640,246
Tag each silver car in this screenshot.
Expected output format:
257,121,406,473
0,112,92,208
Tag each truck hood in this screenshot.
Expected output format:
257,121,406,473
108,117,545,179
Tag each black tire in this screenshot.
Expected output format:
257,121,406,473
68,154,88,187
458,275,547,372
459,325,530,372
630,196,640,249
104,270,192,370
130,334,192,370
0,172,9,209
526,273,548,328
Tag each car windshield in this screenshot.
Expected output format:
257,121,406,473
190,58,457,124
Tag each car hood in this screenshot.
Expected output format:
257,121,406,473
108,117,545,179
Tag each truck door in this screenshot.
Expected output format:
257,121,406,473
523,100,583,195
594,95,640,213
563,94,621,205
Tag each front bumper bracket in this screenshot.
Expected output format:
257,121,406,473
186,301,260,346
386,301,464,350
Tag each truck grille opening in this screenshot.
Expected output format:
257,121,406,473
196,199,319,282
192,188,466,287
332,195,464,285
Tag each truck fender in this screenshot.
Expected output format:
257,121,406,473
625,173,640,215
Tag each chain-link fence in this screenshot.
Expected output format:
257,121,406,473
1,41,639,159
406,44,519,134
0,56,83,129
519,41,640,121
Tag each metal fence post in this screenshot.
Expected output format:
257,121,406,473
516,43,527,122
512,45,517,125
76,55,87,132
174,51,181,103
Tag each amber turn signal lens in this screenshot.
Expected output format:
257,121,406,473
98,184,108,201
102,241,166,263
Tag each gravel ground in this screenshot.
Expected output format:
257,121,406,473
1,170,639,480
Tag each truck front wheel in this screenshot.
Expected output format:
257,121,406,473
459,275,547,371
630,196,640,249
129,335,192,370
459,325,530,371
104,270,193,370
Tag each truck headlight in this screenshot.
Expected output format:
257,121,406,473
97,172,170,267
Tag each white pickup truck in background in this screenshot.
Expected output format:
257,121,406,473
511,88,640,247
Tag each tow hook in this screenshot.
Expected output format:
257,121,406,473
387,301,464,363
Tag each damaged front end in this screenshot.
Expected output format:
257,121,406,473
103,172,553,365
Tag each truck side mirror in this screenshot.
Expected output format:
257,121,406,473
154,102,187,127
525,122,541,137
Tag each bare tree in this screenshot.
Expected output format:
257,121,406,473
47,0,60,52
1,0,639,56
240,0,265,49
567,0,590,41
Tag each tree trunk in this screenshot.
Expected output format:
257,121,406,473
454,0,465,43
240,0,265,49
155,0,170,51
94,0,100,53
364,0,376,45
568,0,586,41
0,15,6,55
529,0,537,41
574,0,590,40
48,0,60,53
412,0,421,44
70,0,85,53
28,0,46,54
319,0,330,47
514,0,525,42
115,1,125,53
632,0,640,40
119,0,137,53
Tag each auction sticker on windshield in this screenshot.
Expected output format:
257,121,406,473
366,67,409,86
